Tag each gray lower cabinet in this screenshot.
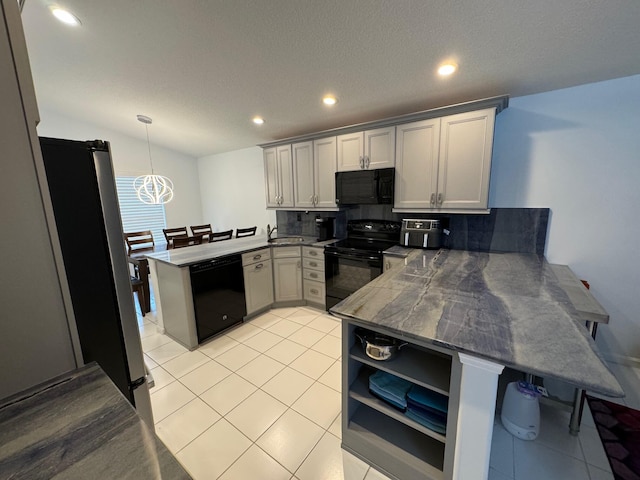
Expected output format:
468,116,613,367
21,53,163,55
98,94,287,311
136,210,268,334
272,246,303,303
342,319,461,480
302,246,325,308
242,248,274,316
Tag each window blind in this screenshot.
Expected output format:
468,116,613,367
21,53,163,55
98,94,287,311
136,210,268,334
115,176,167,246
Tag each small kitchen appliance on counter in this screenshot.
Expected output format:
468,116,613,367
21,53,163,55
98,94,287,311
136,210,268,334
400,219,442,249
316,217,335,241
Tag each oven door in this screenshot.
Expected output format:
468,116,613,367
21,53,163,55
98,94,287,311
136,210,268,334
324,250,382,310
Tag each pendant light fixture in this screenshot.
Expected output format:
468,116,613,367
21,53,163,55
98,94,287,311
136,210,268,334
134,115,174,204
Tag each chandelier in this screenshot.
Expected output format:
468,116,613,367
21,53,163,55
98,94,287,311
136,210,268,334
134,115,174,205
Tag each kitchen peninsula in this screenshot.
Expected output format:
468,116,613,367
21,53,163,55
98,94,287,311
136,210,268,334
144,235,331,349
331,248,623,480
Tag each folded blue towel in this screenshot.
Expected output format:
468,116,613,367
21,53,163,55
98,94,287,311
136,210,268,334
369,385,407,410
406,409,447,434
369,371,412,404
407,384,448,413
406,397,447,425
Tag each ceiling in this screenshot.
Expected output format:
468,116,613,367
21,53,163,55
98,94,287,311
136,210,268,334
21,0,640,158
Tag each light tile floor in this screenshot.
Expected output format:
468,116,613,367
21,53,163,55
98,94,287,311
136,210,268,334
137,306,640,480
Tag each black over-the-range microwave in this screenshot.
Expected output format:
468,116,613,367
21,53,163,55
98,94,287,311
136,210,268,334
335,168,395,205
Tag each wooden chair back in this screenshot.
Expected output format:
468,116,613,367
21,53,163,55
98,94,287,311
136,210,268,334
163,227,188,248
172,236,203,249
124,230,155,254
210,229,233,242
235,226,257,238
190,224,212,241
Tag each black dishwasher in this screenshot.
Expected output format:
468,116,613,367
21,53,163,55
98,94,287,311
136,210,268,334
189,254,246,344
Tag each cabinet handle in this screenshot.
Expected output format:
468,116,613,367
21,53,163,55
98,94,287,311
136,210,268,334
253,254,262,260
297,261,301,269
385,261,390,270
310,261,317,267
314,194,318,205
365,156,370,169
309,195,314,204
359,156,364,169
311,288,319,295
309,250,317,256
437,192,443,205
310,272,318,278
255,263,264,270
430,193,436,205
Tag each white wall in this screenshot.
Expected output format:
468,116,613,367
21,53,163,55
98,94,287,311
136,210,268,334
35,108,203,230
490,74,640,364
197,146,276,235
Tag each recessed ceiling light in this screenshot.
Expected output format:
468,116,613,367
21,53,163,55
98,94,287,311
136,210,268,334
322,95,338,106
50,6,82,26
252,116,265,125
437,63,457,76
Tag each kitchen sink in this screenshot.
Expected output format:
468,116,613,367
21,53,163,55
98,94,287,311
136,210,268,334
268,236,305,244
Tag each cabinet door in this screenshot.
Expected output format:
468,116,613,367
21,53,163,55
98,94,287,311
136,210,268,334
394,119,441,209
292,141,315,208
364,127,395,169
273,257,303,302
263,147,279,207
243,261,274,315
337,132,364,171
277,145,294,208
437,108,495,210
313,136,337,208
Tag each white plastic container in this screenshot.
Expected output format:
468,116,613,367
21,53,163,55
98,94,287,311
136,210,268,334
501,381,540,440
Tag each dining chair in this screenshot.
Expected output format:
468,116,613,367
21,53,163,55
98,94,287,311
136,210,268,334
130,272,146,317
124,230,155,254
190,224,212,241
173,236,202,248
124,231,154,314
163,227,188,248
235,226,257,238
210,229,233,242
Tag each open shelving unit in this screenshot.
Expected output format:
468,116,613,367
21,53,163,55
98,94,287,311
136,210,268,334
342,320,461,480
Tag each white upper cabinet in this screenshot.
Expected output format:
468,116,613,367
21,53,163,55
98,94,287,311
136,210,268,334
436,109,496,211
292,137,337,210
394,108,496,213
264,145,294,208
313,137,337,209
292,141,315,209
394,119,441,210
337,126,395,171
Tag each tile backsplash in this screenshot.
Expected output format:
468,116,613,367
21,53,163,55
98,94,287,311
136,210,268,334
277,207,549,254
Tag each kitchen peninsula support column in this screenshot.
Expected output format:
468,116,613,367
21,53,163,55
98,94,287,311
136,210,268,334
449,353,504,480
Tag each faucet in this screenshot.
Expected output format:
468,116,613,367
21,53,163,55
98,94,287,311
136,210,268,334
267,224,277,240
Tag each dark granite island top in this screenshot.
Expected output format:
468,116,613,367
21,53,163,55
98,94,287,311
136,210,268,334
331,248,623,398
145,234,336,267
0,364,190,480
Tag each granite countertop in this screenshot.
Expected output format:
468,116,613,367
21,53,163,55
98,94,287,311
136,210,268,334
0,364,190,479
331,248,623,397
145,234,337,267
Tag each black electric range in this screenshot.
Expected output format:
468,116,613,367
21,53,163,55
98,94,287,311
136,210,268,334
324,220,401,309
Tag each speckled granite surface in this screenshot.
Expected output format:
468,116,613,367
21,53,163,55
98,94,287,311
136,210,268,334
0,364,190,480
331,249,623,397
145,234,335,267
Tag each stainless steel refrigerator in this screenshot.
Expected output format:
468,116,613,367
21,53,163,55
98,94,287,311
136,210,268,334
39,137,153,425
